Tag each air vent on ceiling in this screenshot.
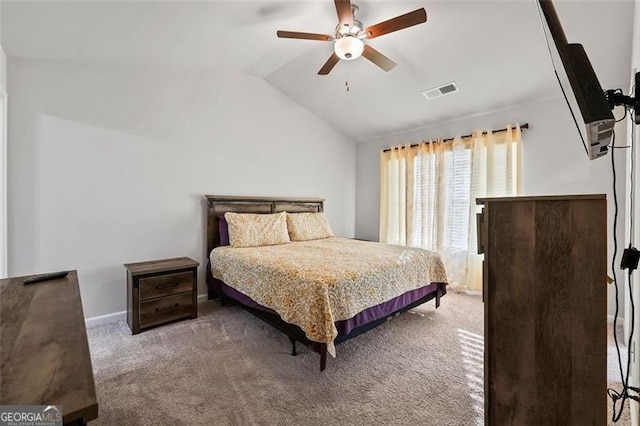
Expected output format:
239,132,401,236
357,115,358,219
422,82,459,100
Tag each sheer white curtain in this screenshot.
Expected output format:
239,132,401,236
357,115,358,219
380,125,522,291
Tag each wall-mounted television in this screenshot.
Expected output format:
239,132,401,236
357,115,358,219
536,0,638,161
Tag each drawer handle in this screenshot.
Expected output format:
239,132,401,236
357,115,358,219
155,303,180,312
155,282,179,290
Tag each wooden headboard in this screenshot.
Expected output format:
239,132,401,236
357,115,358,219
204,195,325,257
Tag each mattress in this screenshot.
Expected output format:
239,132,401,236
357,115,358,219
210,237,448,356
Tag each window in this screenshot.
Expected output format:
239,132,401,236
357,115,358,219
380,126,521,290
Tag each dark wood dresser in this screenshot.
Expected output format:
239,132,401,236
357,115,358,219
0,270,99,425
125,257,199,334
477,195,607,425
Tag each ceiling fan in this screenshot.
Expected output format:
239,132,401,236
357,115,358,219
276,0,427,75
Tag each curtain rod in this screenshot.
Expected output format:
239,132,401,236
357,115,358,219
381,123,529,153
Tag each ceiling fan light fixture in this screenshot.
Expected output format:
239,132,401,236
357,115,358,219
276,2,427,75
334,35,364,60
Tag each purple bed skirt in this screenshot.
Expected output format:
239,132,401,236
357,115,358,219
207,271,446,337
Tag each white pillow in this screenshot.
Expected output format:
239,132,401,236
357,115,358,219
286,212,334,241
224,212,291,248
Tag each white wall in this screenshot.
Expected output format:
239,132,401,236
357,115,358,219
0,0,4,93
355,96,627,317
627,1,640,423
0,50,5,93
8,58,356,318
0,0,7,278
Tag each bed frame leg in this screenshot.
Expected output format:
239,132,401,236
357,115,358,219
288,337,297,356
207,288,219,301
435,283,443,309
320,344,327,372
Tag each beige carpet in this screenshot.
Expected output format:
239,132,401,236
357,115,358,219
87,293,630,425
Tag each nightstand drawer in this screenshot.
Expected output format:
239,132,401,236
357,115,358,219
139,271,193,301
139,293,193,329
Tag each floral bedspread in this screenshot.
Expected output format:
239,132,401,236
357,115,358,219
210,237,448,357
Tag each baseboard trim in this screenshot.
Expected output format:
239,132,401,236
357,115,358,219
85,310,126,328
85,293,210,328
609,315,625,325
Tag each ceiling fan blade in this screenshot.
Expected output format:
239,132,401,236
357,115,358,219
365,8,427,39
318,53,340,75
362,45,397,72
277,30,333,41
334,0,353,27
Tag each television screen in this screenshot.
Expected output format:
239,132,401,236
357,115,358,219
536,0,615,160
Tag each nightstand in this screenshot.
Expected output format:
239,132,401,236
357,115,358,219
125,257,199,334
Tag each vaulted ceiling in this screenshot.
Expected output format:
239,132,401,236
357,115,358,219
2,0,635,141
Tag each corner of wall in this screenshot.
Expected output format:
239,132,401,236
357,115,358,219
0,47,6,94
625,2,640,425
633,0,640,71
0,0,5,93
0,2,6,278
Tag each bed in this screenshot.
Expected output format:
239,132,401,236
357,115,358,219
205,195,448,371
